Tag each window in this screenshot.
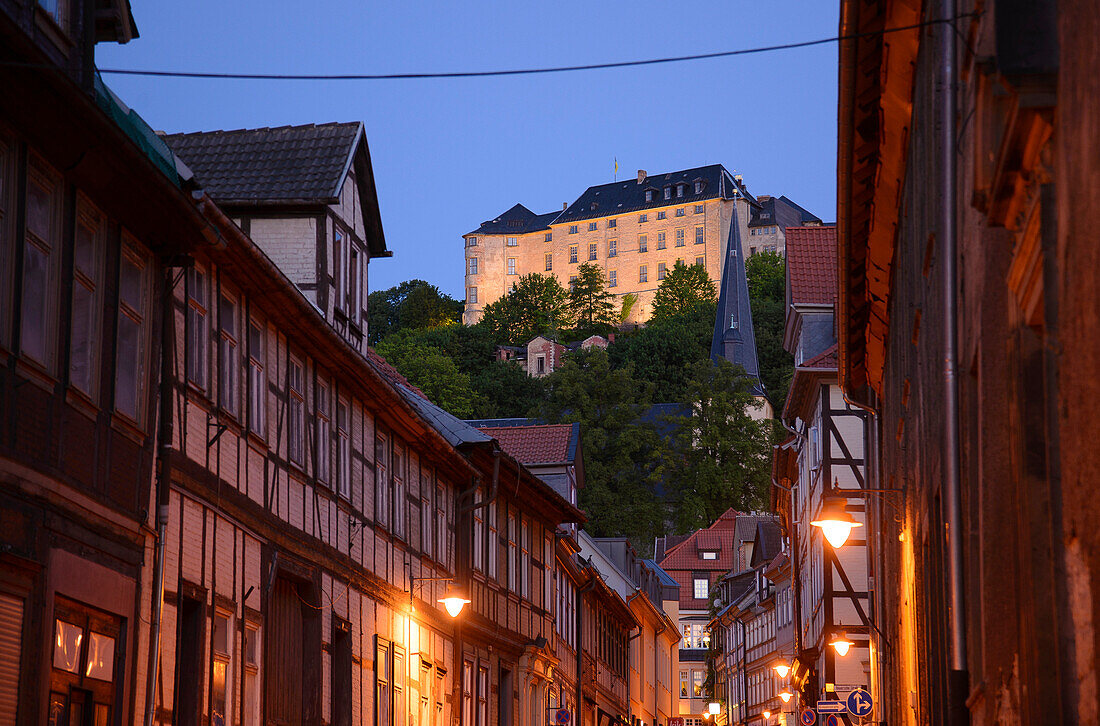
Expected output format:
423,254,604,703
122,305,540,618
607,219,617,228
421,468,433,559
701,551,717,560
587,222,597,231
639,266,647,283
462,661,474,726
609,270,617,287
467,257,478,276
506,236,518,247
393,442,407,539
473,487,485,572
676,185,685,198
243,624,260,726
569,246,578,264
693,577,709,599
248,320,266,437
69,197,104,399
536,356,545,375
21,155,62,370
288,359,304,464
695,181,703,194
333,226,345,316
187,268,208,389
568,275,577,290
520,518,530,599
377,639,394,726
337,399,350,498
467,236,478,247
315,382,331,484
507,513,517,592
692,670,703,697
657,211,666,220
695,204,704,213
696,256,705,268
750,246,757,256
468,287,478,304
332,620,352,726
211,612,233,726
676,207,685,217
638,213,648,223
51,597,122,726
348,246,362,322
436,481,447,568
544,232,552,242
680,670,689,698
664,187,671,200
545,253,552,271
675,229,685,247
487,499,499,580
657,262,667,280
588,243,597,261
115,240,149,424
645,190,654,202
218,293,239,417
507,258,517,275
657,232,666,250
608,239,617,257
569,225,578,234
638,235,647,252
477,666,488,726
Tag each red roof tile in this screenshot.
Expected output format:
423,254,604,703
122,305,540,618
658,513,770,609
366,347,428,400
786,225,838,306
799,344,838,370
476,424,575,465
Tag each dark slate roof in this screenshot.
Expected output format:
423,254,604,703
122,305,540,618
556,164,755,224
749,519,783,568
163,122,363,204
711,209,764,394
393,383,493,448
748,195,821,229
468,204,561,236
643,559,679,589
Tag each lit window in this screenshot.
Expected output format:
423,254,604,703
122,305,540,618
701,551,717,560
609,271,617,287
638,235,648,252
608,240,617,257
693,578,708,599
569,246,578,264
657,262,667,280
507,258,517,275
506,237,517,247
639,266,647,283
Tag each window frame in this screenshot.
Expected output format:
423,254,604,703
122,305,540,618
69,194,105,401
113,236,151,427
21,153,63,372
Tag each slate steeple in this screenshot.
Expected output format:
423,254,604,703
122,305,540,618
711,207,765,395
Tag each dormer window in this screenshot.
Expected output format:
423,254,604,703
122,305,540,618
701,550,718,560
664,187,671,201
694,181,703,194
676,184,684,198
645,190,654,202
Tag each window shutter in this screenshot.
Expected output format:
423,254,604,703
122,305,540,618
0,593,24,724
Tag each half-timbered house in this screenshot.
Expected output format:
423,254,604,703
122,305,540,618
0,2,214,724
772,225,875,715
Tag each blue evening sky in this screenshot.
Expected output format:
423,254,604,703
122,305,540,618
97,1,839,298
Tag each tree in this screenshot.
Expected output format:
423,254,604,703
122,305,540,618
368,280,462,344
657,358,774,533
745,251,793,408
478,273,572,345
373,337,479,418
536,349,665,546
608,301,716,402
469,361,547,419
650,260,717,322
568,263,617,334
618,292,639,324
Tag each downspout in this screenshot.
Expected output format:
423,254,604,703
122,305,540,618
144,261,181,726
940,2,969,723
577,569,598,723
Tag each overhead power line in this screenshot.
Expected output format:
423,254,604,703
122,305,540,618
7,14,976,82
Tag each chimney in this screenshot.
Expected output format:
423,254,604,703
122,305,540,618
563,202,568,210
608,332,616,344
637,170,647,184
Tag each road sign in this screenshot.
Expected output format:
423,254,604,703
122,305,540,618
847,688,873,717
799,707,817,725
817,701,847,714
825,715,842,726
554,709,571,724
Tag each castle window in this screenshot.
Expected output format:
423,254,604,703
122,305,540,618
545,253,553,271
639,265,648,283
468,287,478,304
694,204,704,214
675,229,685,247
657,262,667,280
638,235,648,252
569,246,578,264
645,190,654,202
506,237,518,246
608,240,617,257
545,232,552,242
638,214,648,223
657,232,666,250
695,226,705,244
663,187,671,200
507,258,517,275
608,219,617,228
467,236,478,246
588,222,598,231
657,211,666,220
694,181,703,194
569,225,578,234
676,185,684,198
588,244,597,261
467,257,478,276
609,270,617,287
676,207,685,217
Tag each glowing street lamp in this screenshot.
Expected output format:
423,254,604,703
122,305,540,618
762,711,772,723
779,690,793,703
811,499,863,548
438,584,471,618
829,632,854,657
772,661,791,679
708,702,721,716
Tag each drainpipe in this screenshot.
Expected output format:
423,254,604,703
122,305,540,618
144,262,180,726
577,568,598,723
940,2,969,723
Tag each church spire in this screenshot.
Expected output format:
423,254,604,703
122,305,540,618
710,206,764,395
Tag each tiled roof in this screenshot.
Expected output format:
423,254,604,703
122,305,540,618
786,225,838,306
556,164,754,224
748,195,821,229
366,348,428,400
468,203,561,236
658,513,774,609
474,423,578,465
164,122,362,204
800,344,838,370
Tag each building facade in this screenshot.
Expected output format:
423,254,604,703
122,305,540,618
463,167,819,326
836,0,1100,723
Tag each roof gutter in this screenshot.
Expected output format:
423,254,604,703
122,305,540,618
836,0,862,405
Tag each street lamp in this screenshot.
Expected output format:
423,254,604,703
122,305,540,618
762,711,771,723
829,632,854,657
437,583,471,618
772,661,790,679
779,690,793,704
708,702,721,716
810,499,863,548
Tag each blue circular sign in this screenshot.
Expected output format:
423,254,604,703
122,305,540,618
800,707,816,725
825,715,842,726
846,687,873,717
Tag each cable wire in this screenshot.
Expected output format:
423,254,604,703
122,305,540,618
3,14,975,82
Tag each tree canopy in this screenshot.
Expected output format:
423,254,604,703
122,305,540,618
479,273,572,345
373,336,478,418
368,279,462,344
745,251,793,408
608,301,717,402
568,263,618,335
649,260,717,322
